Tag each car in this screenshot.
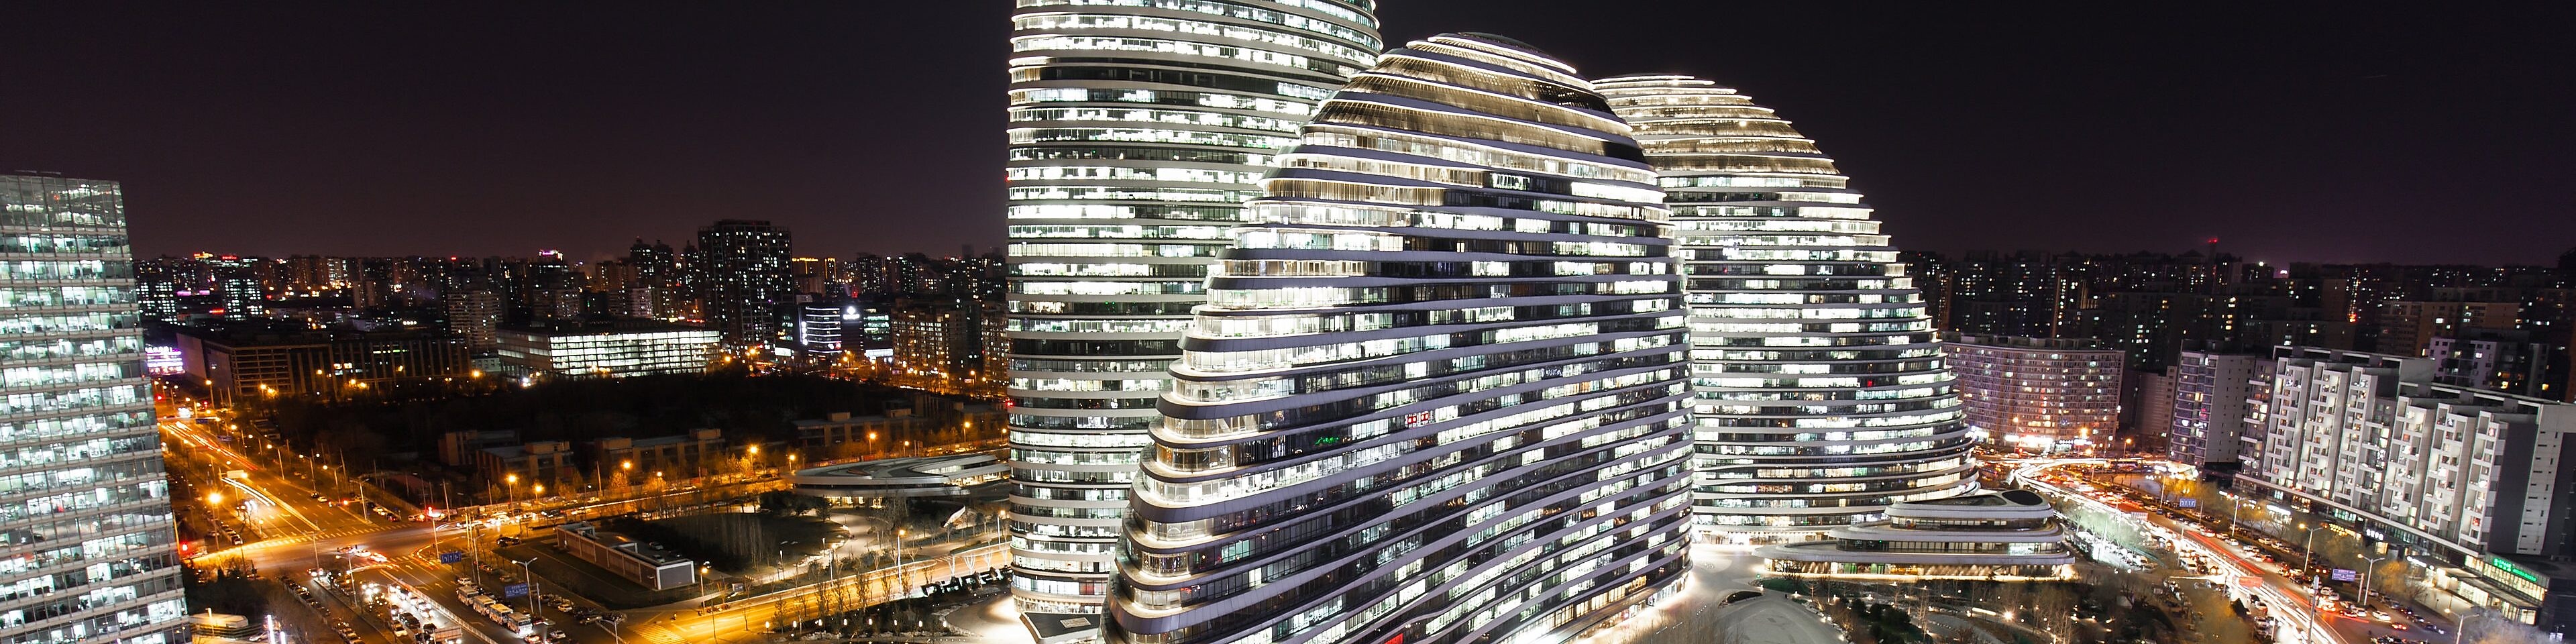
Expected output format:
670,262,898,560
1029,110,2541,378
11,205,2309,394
390,625,410,638
2392,623,2409,631
497,537,523,546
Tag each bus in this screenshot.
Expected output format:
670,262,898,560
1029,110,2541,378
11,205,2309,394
464,594,535,639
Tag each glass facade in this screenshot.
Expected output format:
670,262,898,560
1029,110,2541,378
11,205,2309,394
0,175,188,644
1106,35,1693,644
1595,76,1977,539
493,325,722,378
1004,0,1383,623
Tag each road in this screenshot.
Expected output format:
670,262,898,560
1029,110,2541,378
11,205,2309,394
2010,458,2435,644
166,405,999,644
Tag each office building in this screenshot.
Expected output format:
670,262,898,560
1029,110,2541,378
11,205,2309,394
169,323,472,405
796,301,843,353
0,175,189,644
1945,333,2126,453
552,523,697,590
1109,34,1693,644
1597,75,1978,538
2166,347,2265,468
2242,347,2576,630
1758,490,2076,581
585,429,729,483
1001,0,1383,625
492,320,720,379
694,220,792,347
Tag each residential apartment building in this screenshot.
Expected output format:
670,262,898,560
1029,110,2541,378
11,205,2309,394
2166,347,2267,468
2243,347,2576,629
1945,333,2127,452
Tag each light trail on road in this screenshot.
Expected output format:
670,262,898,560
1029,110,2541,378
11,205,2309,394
2009,458,2344,644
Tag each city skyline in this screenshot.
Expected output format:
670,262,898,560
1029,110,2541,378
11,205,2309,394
5,3,2568,264
7,2,2576,643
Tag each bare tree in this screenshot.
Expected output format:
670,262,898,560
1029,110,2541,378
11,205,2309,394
2460,608,2556,644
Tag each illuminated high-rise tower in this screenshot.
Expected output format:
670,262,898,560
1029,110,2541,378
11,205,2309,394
0,174,189,644
1595,75,1977,541
1002,0,1383,631
1108,34,1693,644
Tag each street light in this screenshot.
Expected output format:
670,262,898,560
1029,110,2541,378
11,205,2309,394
2359,553,2389,608
2297,523,2320,575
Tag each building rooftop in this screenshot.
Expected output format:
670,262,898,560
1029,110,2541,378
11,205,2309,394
499,318,713,335
1945,332,2116,352
790,454,1008,497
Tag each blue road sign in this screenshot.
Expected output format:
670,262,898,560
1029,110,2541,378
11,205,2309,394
2330,568,2357,582
440,551,464,564
504,583,530,598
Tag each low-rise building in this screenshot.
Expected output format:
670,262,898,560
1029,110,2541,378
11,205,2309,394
170,321,470,405
493,319,719,380
585,429,727,482
1757,490,2076,580
788,454,1009,506
794,409,926,459
553,522,696,590
476,441,577,496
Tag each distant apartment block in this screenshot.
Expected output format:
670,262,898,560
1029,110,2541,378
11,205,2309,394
1945,333,2127,452
2166,347,2267,468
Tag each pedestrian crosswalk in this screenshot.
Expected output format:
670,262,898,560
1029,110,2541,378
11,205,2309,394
253,525,391,547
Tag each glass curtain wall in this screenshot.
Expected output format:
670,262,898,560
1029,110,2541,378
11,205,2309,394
1003,0,1384,625
1595,75,1977,542
1108,34,1693,644
0,175,188,644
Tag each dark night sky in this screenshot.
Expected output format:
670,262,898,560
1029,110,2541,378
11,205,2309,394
5,3,2570,264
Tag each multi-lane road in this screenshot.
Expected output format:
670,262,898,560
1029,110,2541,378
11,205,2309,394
164,408,1002,644
2010,458,2439,644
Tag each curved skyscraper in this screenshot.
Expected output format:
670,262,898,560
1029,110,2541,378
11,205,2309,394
1594,75,1976,541
1110,34,1693,644
1002,0,1383,628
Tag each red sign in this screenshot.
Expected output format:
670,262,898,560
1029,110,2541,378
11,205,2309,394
1403,411,1434,427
